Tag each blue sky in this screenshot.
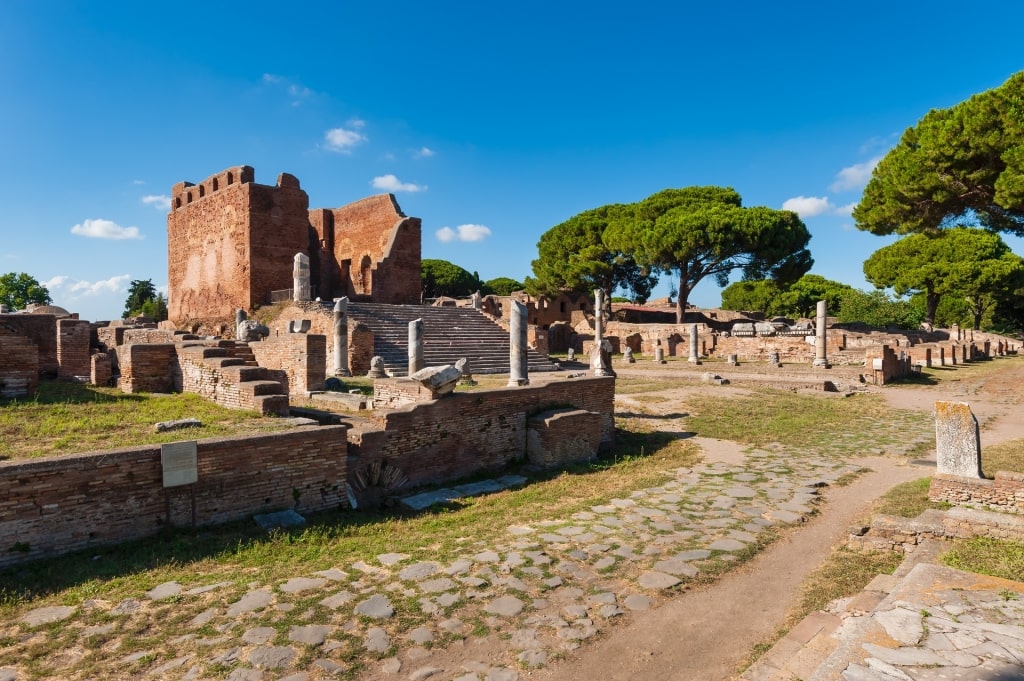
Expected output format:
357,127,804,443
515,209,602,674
2,1,1023,321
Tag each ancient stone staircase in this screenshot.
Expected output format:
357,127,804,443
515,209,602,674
346,302,561,376
177,344,289,416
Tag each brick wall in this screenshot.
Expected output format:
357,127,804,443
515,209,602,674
929,472,1024,513
0,426,348,568
57,319,91,380
117,343,178,393
0,330,39,397
97,325,127,350
168,166,310,324
349,377,615,490
90,353,112,386
177,347,288,414
0,314,58,376
313,194,421,304
350,322,374,376
249,333,327,394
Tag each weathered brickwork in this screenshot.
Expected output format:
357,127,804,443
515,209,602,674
90,353,112,386
249,334,327,394
350,322,374,376
0,329,39,397
311,194,421,305
0,314,58,376
526,408,603,468
117,343,178,393
56,319,91,380
349,377,615,490
177,347,289,415
929,471,1024,514
0,427,348,568
371,379,438,408
168,166,421,327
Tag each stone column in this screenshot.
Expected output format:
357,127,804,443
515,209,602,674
813,299,829,367
235,308,247,327
688,324,701,364
471,291,482,309
293,253,311,302
508,300,529,386
408,318,424,375
593,288,605,343
333,297,351,377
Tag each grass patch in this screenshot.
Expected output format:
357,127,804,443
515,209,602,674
0,381,296,459
982,438,1024,478
943,537,1024,582
683,388,931,454
874,477,950,518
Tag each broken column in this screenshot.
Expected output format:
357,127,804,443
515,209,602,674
813,300,829,367
408,318,424,375
593,288,605,343
934,401,983,478
293,253,311,302
333,297,351,377
590,288,613,377
688,324,701,364
508,300,529,386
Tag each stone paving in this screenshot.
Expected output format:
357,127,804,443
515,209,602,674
4,448,861,681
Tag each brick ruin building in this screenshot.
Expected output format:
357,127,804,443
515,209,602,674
167,165,421,327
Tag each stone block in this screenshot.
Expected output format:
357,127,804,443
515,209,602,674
526,408,602,468
934,401,983,478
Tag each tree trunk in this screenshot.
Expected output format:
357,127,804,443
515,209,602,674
925,290,940,327
676,271,688,324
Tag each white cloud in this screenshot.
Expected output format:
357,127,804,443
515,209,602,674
830,156,882,192
43,275,69,290
371,174,427,193
782,196,835,218
835,201,857,217
262,73,314,106
324,126,367,153
141,194,172,210
132,179,146,185
68,274,131,297
70,218,142,240
414,146,435,158
436,224,492,243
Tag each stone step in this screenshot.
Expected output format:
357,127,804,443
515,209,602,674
253,393,289,416
240,380,288,397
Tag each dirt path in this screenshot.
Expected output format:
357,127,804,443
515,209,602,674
528,358,1024,680
524,455,927,681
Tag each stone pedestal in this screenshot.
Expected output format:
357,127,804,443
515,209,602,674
654,346,666,364
934,401,983,478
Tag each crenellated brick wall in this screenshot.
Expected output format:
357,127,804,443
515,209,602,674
0,426,348,568
349,377,615,490
56,319,91,380
249,333,327,394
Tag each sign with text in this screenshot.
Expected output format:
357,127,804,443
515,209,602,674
161,441,198,488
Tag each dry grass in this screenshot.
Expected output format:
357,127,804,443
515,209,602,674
0,381,295,460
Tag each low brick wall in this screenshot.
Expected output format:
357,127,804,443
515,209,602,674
0,314,58,376
349,377,615,490
0,332,39,397
929,471,1024,513
249,333,327,394
0,426,348,568
57,319,91,380
117,343,178,393
178,347,288,414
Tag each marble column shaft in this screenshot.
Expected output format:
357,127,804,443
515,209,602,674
508,300,529,386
